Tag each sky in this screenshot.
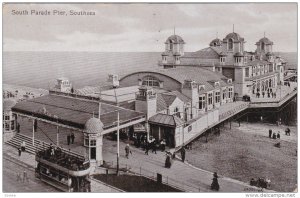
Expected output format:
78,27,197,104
3,3,298,52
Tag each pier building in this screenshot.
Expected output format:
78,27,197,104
159,32,286,99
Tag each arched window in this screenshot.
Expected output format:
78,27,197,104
228,39,233,50
142,76,160,87
169,42,173,51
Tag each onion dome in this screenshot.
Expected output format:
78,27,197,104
84,117,104,134
256,37,273,45
234,52,244,57
224,32,244,42
165,35,185,44
209,38,222,47
3,99,17,112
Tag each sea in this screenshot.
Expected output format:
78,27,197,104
3,51,297,90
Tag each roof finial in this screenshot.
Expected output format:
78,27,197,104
264,31,266,38
216,31,218,39
233,24,235,33
174,26,176,35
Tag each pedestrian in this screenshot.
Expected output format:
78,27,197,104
71,132,75,144
125,144,131,159
268,129,272,138
211,172,220,191
151,138,157,154
17,172,22,182
21,141,26,152
272,133,277,139
165,152,171,168
18,147,22,156
277,132,280,139
67,134,70,145
145,141,149,155
17,123,20,133
285,128,291,136
23,170,28,182
160,139,166,152
181,146,186,163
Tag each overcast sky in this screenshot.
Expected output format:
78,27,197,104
3,3,298,52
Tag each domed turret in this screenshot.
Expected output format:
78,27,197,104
224,32,244,42
222,31,245,53
84,117,104,134
255,36,274,55
162,34,185,66
209,38,222,47
165,35,185,44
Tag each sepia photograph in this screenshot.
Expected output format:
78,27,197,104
2,2,298,195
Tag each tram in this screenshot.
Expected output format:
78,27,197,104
35,147,91,192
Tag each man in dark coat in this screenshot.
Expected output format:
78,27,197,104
269,129,272,138
18,148,22,156
145,141,149,155
71,132,75,144
67,134,70,145
181,147,186,162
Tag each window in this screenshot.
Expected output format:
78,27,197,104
222,90,226,100
199,96,206,110
169,43,173,51
90,140,96,147
215,91,220,103
5,122,9,130
11,121,15,130
228,88,233,99
84,138,89,147
245,68,249,77
228,39,233,50
5,115,10,120
261,42,265,50
142,76,160,87
174,107,181,118
208,93,213,105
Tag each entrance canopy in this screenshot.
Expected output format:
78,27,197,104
12,93,145,134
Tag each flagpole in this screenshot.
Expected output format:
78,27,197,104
117,111,120,175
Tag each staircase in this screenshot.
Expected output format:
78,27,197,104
6,133,85,160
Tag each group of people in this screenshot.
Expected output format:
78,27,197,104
67,133,75,145
16,170,29,183
255,88,276,99
268,127,291,139
268,129,280,139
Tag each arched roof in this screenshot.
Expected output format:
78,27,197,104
84,117,104,134
224,32,244,42
209,38,222,47
120,67,230,91
256,37,274,45
165,35,185,44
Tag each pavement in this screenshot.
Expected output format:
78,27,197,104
102,137,274,192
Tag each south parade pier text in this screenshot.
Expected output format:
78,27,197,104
11,9,96,16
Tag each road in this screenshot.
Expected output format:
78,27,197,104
3,155,58,193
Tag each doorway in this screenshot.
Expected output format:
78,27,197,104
90,147,96,160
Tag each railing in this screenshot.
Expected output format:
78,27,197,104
219,103,249,121
102,161,201,192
